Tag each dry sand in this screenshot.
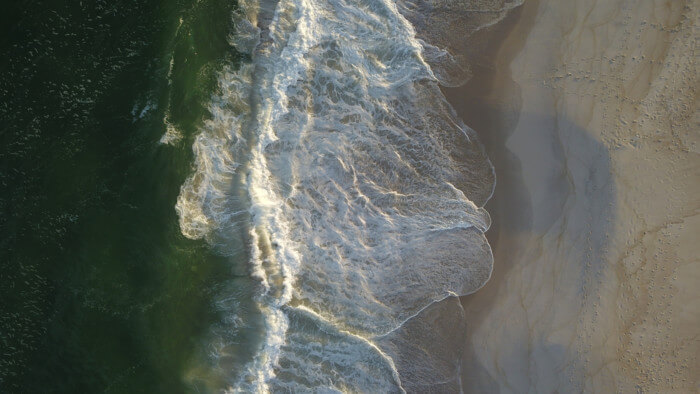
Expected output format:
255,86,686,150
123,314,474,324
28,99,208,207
446,0,700,392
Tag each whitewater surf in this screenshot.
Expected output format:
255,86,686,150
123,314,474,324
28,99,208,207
176,0,520,390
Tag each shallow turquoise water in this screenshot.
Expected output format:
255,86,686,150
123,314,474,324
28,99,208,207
0,1,255,392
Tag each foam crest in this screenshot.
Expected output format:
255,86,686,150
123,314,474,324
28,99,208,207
176,64,254,242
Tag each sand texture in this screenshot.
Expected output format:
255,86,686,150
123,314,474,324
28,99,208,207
454,0,700,392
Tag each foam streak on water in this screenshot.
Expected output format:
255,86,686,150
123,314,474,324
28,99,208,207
176,0,508,390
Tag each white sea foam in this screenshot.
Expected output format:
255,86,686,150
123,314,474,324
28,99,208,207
159,116,183,145
176,0,518,390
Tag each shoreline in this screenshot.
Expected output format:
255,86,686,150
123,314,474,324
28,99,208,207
446,0,699,391
442,1,541,390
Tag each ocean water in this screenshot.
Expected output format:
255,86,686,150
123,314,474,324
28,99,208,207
1,0,519,392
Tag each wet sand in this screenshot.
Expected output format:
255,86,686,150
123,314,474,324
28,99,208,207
445,0,700,392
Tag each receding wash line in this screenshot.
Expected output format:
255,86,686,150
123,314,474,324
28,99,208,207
289,304,406,388
373,291,463,339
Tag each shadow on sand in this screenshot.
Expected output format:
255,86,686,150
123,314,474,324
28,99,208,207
442,10,617,388
384,1,617,390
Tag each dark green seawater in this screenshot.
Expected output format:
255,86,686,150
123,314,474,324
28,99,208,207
0,1,251,392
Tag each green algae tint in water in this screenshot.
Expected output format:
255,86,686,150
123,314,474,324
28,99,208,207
0,0,255,392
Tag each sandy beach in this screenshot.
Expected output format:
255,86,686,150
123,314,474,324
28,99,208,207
446,0,699,392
